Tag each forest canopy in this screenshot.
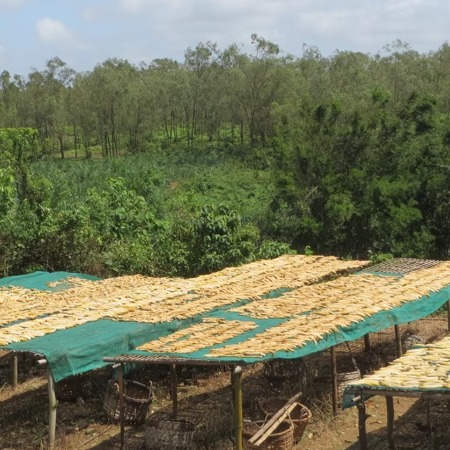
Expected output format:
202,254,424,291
0,37,449,277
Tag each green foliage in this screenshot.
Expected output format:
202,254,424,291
103,235,157,276
257,241,295,259
304,245,314,256
2,40,450,276
368,251,393,265
0,168,16,213
189,204,259,275
87,177,160,239
0,128,41,202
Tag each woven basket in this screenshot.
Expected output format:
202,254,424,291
316,349,361,402
258,398,312,443
317,367,361,401
56,373,92,402
336,369,361,399
145,418,195,450
103,379,153,425
243,419,294,450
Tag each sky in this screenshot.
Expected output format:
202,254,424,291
0,0,448,76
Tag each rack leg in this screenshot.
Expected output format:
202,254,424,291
118,364,125,450
364,334,370,352
331,346,338,416
10,353,18,389
386,395,395,450
171,364,178,419
233,366,243,450
394,325,402,358
357,399,368,450
47,367,57,449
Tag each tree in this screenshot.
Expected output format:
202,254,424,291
88,59,135,157
183,42,222,148
189,204,258,274
0,70,21,128
223,35,286,147
0,128,41,202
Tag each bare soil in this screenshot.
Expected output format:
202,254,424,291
0,317,449,450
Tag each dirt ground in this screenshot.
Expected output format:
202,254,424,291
0,317,449,450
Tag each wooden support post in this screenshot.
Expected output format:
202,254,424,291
363,334,370,352
357,398,368,450
426,399,432,436
331,346,338,416
447,300,450,332
386,395,395,450
10,353,18,389
171,364,178,419
394,325,402,358
118,364,125,450
47,366,57,449
230,366,235,407
233,366,243,450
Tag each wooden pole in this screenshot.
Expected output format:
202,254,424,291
171,364,178,419
426,399,432,436
10,353,18,389
249,392,302,446
357,398,368,450
394,325,402,358
233,366,243,450
47,366,57,449
363,334,371,352
230,366,235,407
331,346,338,416
447,300,450,332
118,364,125,450
386,395,395,450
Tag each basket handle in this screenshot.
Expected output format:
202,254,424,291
344,341,358,371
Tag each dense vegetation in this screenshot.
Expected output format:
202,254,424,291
0,36,449,277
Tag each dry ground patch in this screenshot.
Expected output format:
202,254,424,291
0,317,448,449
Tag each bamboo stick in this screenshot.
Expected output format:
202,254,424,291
233,366,243,450
249,392,302,446
47,366,57,449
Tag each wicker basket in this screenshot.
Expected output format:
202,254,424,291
145,418,195,450
258,398,312,443
336,369,361,399
316,350,361,402
56,373,92,402
243,419,294,450
103,379,153,425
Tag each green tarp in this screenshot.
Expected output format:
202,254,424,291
1,270,449,383
0,271,98,290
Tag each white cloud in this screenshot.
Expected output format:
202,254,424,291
36,18,71,43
